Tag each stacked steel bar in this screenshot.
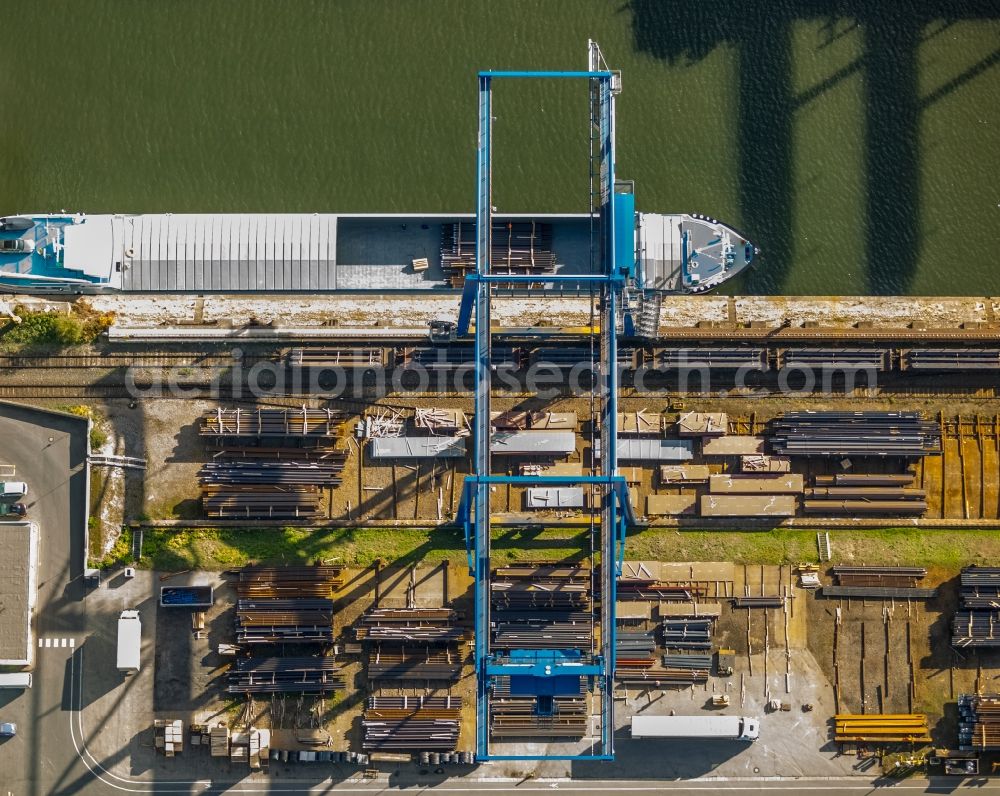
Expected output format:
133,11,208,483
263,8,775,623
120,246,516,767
203,485,323,519
441,221,557,287
833,714,931,743
367,646,463,681
614,630,657,677
959,567,1000,608
356,607,464,644
199,461,347,487
616,579,696,602
226,657,344,694
804,474,927,516
833,566,927,588
234,566,345,598
769,412,941,457
489,681,588,739
658,347,766,370
491,565,593,650
822,586,937,599
236,598,335,645
779,347,887,371
200,408,348,519
362,696,461,752
200,408,347,438
958,694,1000,750
953,567,1000,646
662,618,713,649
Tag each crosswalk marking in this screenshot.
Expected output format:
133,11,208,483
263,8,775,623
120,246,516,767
39,636,77,650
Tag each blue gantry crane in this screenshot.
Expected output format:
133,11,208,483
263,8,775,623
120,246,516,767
456,42,639,762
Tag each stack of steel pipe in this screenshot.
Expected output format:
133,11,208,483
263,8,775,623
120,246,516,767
769,411,941,457
814,474,916,487
953,567,1000,646
235,598,335,645
200,407,347,438
367,646,463,681
959,694,1000,750
362,696,461,752
733,596,784,609
357,607,462,643
202,485,323,519
226,657,344,694
959,567,1000,608
662,618,713,649
234,565,345,598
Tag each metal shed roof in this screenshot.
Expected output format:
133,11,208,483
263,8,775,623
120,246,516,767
369,436,466,459
491,431,577,456
616,437,694,462
525,487,585,509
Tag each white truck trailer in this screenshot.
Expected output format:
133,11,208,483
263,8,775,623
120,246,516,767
631,714,759,741
117,610,141,674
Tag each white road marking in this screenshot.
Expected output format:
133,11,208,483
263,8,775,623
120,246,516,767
69,637,75,647
38,637,44,648
44,638,51,648
61,638,68,647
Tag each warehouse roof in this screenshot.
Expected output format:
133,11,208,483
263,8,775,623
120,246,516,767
0,521,38,666
491,431,577,456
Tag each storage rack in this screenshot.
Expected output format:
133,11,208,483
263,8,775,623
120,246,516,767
953,567,1000,646
226,657,345,695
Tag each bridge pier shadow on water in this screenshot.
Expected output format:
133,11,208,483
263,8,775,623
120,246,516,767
628,0,1000,296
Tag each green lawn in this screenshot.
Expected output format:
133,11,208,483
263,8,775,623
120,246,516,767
117,524,1000,573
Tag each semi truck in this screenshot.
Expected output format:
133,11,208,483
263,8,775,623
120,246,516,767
117,610,141,675
631,714,760,742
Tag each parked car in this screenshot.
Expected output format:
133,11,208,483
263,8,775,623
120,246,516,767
0,503,26,517
0,482,28,500
0,722,16,737
0,239,33,254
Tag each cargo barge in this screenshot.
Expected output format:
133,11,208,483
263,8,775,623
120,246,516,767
0,211,756,295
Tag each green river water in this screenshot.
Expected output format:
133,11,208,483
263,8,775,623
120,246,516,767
1,1,998,295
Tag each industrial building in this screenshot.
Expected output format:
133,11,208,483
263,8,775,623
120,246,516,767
0,521,39,666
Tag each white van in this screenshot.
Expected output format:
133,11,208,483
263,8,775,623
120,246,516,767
0,481,28,500
0,672,32,689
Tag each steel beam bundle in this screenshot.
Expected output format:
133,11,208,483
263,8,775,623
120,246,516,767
769,412,941,457
356,607,462,644
661,618,713,649
367,646,463,681
226,657,344,694
833,714,931,743
959,694,1000,750
202,485,322,519
200,408,347,438
234,566,346,598
959,568,1000,608
662,653,713,670
360,607,457,624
